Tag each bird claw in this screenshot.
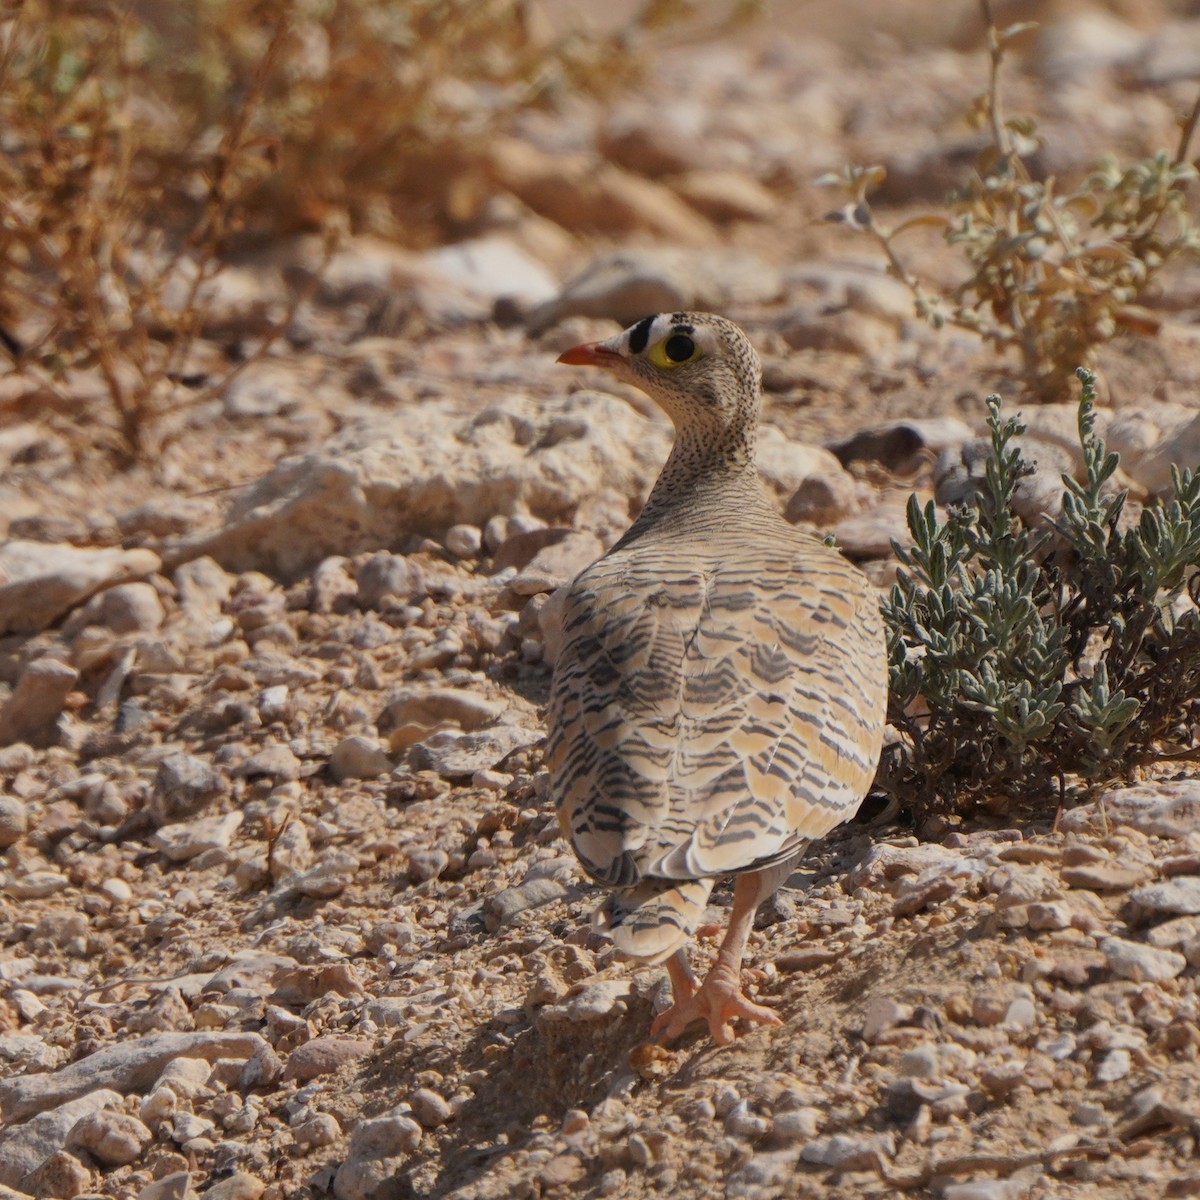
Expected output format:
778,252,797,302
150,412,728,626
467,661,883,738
651,973,781,1046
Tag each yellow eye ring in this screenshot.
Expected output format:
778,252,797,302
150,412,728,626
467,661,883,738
647,332,698,368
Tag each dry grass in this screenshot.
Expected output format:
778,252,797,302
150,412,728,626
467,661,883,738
0,0,756,462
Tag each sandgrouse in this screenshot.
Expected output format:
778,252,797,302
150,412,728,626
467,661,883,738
546,312,887,1045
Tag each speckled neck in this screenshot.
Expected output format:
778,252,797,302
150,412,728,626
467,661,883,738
620,419,775,542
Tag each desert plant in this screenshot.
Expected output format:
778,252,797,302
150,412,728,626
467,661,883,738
0,0,756,461
0,4,324,463
819,0,1200,401
881,368,1200,825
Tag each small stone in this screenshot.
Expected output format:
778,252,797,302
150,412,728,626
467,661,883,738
537,980,633,1025
1095,1048,1132,1082
1131,877,1200,920
897,1045,939,1079
232,744,302,783
0,657,78,746
0,1089,121,1189
536,1154,587,1189
1100,936,1186,982
154,812,243,862
444,524,483,559
942,1180,1029,1200
137,1170,196,1200
1002,997,1037,1030
769,1107,821,1143
151,754,224,824
0,795,28,848
283,1036,372,1084
239,1042,285,1091
409,1089,452,1129
801,1132,895,1170
97,582,165,633
333,1114,421,1200
154,1058,212,1100
140,1087,177,1123
329,736,391,782
409,724,543,778
21,1148,92,1198
1061,862,1149,890
293,1112,342,1150
0,540,160,635
1028,901,1072,931
66,1109,153,1166
406,848,449,882
724,1100,769,1138
862,997,913,1044
356,553,425,609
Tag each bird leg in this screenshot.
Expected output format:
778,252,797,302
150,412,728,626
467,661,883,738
651,872,782,1046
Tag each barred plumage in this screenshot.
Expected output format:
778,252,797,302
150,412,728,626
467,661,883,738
548,312,887,1044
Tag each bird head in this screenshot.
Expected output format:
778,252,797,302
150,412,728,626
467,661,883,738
557,312,762,431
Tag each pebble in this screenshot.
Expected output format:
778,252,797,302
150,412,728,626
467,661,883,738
137,1170,196,1200
409,724,543,778
1100,936,1186,982
333,1114,421,1200
0,540,160,635
283,1036,373,1084
444,524,483,559
1095,1048,1132,1083
66,1109,153,1165
1062,860,1150,890
329,735,392,782
356,553,426,609
96,581,165,633
154,811,243,862
800,1132,895,1170
0,1089,120,1188
232,744,302,783
942,1180,1030,1200
203,1172,266,1200
0,1032,269,1124
0,656,78,745
294,1112,342,1150
151,753,225,824
1130,877,1200,920
155,1058,213,1100
0,795,28,847
409,1089,452,1128
23,1148,92,1197
537,980,633,1024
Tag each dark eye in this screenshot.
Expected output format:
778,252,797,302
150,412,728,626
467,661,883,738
664,334,695,363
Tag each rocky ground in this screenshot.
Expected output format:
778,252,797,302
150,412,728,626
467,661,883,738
5,3,1200,1198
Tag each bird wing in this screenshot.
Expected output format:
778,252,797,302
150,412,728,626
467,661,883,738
547,534,885,889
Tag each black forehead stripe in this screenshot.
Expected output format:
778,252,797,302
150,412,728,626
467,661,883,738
672,323,694,335
628,315,656,355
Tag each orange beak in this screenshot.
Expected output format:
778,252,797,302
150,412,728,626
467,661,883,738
556,342,624,368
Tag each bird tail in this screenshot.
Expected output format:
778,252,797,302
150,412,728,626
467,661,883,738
595,877,715,965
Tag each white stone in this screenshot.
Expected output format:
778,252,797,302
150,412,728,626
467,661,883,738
153,812,243,863
1100,936,1186,982
0,541,160,635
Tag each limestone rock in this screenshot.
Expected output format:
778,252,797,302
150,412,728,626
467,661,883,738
177,392,673,579
0,541,160,635
66,1108,153,1166
409,724,543,778
0,658,78,747
0,1089,120,1188
528,248,783,334
0,1033,269,1123
333,1114,421,1200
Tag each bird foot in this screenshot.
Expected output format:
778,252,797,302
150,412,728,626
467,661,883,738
651,966,781,1046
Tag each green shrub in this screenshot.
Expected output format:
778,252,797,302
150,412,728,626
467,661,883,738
880,369,1200,826
820,2,1200,401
